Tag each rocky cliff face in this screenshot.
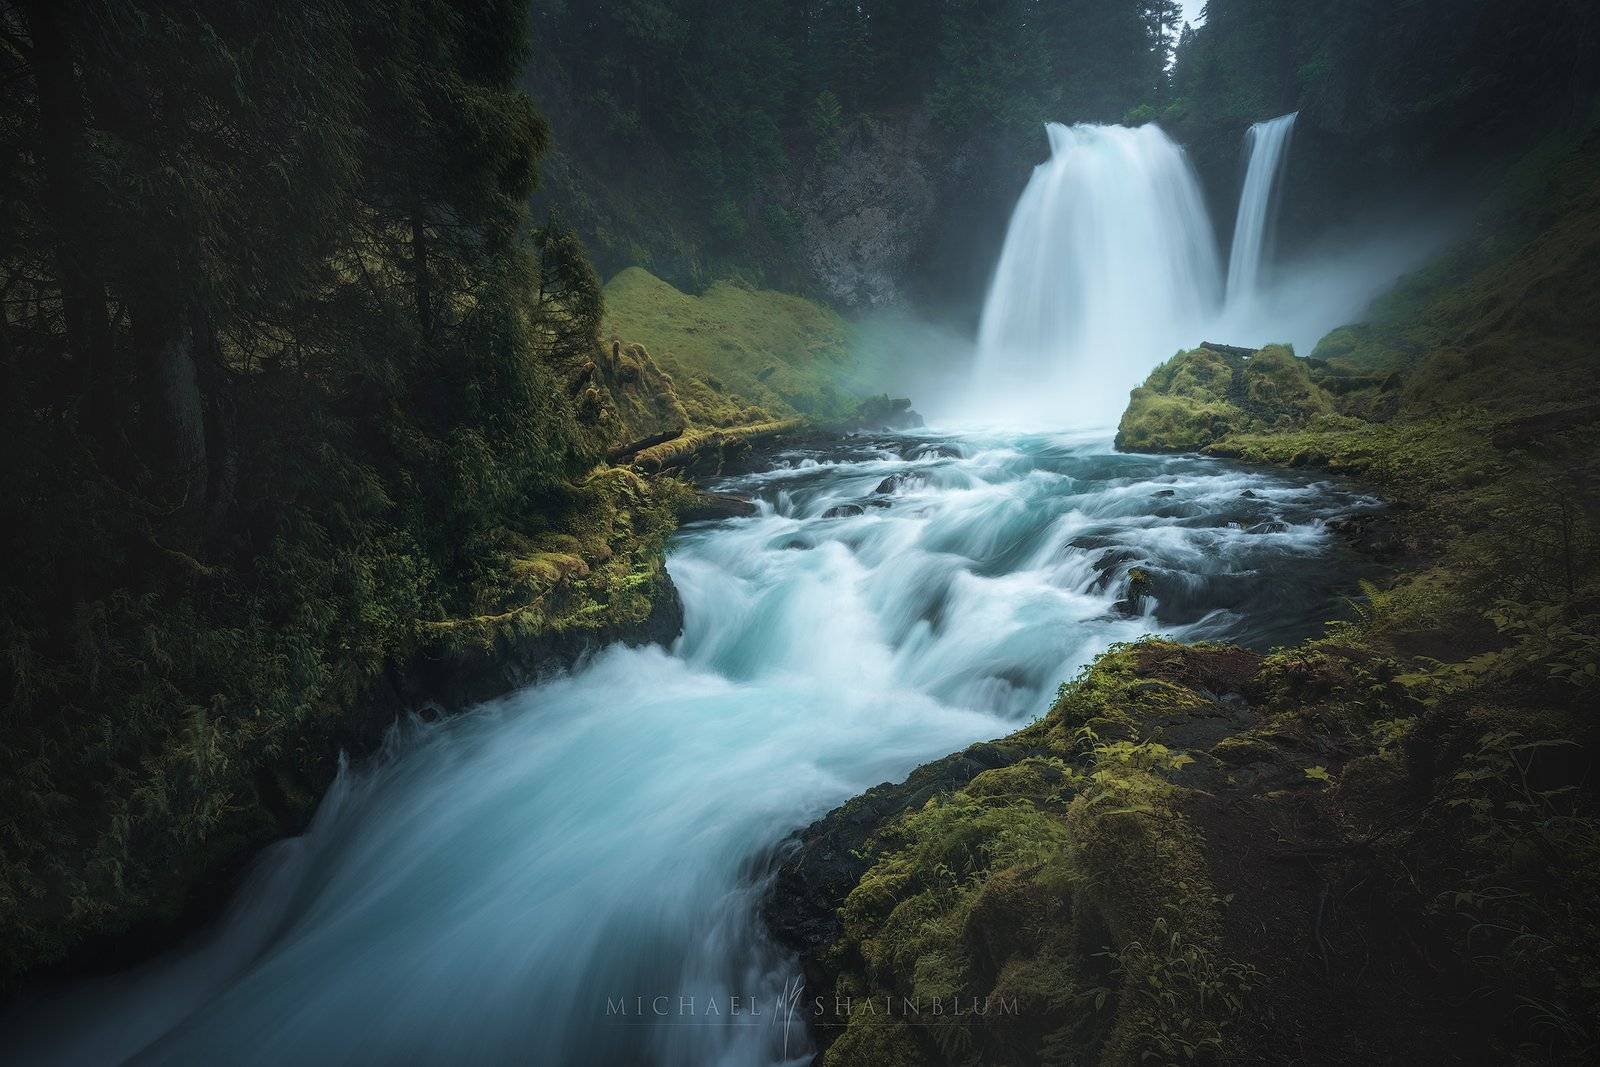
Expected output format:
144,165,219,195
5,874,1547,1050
795,113,941,311
535,101,1032,323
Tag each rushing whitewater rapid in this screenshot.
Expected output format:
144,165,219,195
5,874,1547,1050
11,431,1376,1066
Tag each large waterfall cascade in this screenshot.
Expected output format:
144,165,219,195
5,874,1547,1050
971,123,1222,425
1225,112,1300,314
969,113,1305,426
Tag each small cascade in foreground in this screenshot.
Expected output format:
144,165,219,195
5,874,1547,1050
1224,112,1299,315
971,123,1221,425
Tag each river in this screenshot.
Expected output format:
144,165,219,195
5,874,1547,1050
12,427,1375,1066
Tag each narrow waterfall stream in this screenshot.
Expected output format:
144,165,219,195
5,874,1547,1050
1225,112,1300,316
13,431,1376,1066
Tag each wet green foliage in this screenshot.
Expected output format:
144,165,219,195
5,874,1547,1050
0,0,672,985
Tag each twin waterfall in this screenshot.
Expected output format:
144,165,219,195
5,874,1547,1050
973,113,1299,425
1226,113,1300,315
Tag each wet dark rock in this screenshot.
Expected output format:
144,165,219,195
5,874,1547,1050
1239,489,1259,499
905,443,962,460
842,395,925,431
874,472,925,494
1154,488,1177,497
1326,506,1406,561
408,573,684,713
1113,566,1156,615
822,503,865,518
1088,549,1141,593
1199,341,1258,359
1247,519,1291,535
677,491,758,524
764,741,1029,960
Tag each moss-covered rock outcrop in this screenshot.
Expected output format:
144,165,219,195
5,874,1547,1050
1115,343,1335,453
770,642,1360,1064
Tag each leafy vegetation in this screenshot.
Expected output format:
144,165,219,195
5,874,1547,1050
0,0,693,987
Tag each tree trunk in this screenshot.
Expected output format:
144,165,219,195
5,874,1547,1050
412,211,433,342
130,302,211,526
20,0,111,410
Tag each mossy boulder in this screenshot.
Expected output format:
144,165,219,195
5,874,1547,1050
1242,345,1334,425
1115,343,1335,453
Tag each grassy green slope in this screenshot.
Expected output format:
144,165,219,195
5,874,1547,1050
602,267,862,428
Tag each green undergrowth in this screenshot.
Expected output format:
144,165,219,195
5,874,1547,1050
420,466,677,649
0,457,676,988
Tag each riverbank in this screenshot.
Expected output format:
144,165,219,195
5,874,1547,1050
6,427,1385,1065
765,138,1600,1065
0,251,896,995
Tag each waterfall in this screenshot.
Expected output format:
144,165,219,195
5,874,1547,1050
971,123,1221,426
1224,112,1298,313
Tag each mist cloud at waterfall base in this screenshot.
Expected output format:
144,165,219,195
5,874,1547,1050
869,220,1450,432
931,121,1459,431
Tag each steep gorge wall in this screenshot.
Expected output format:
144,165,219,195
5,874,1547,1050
531,99,1036,327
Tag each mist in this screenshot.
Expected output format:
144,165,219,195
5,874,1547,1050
855,123,1463,431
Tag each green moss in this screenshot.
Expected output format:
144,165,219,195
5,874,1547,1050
1242,344,1334,424
629,417,804,474
1115,344,1335,452
602,267,862,426
423,466,676,648
819,642,1263,1066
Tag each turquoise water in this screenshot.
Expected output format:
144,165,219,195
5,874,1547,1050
10,429,1375,1066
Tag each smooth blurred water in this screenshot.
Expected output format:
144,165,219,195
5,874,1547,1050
953,117,1441,431
9,430,1375,1066
1225,112,1299,317
971,124,1222,425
